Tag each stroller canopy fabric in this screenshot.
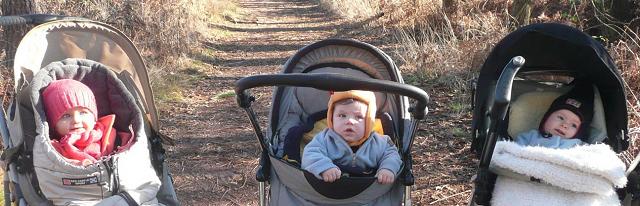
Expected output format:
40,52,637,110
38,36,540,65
13,20,160,132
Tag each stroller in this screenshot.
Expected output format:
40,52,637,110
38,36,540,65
234,39,429,205
469,23,636,205
0,15,178,205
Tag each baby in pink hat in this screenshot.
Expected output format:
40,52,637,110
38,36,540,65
43,79,132,166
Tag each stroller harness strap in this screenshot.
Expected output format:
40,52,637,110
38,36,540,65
118,191,140,206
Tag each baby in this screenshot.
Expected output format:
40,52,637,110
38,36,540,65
302,90,401,184
43,79,132,166
515,80,594,149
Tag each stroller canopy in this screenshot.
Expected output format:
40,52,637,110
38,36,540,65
12,20,160,132
473,23,628,152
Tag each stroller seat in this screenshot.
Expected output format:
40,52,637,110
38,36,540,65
469,23,633,206
273,67,401,202
0,17,179,206
488,82,627,205
281,109,389,165
282,74,393,165
507,83,607,144
234,39,430,205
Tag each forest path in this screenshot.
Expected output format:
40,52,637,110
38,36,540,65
163,1,345,205
161,0,476,205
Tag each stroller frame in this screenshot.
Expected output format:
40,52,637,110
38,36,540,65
0,14,178,205
235,39,429,205
469,23,633,205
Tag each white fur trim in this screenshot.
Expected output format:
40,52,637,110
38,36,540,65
492,176,620,206
491,141,626,194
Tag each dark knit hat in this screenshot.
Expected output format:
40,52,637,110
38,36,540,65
42,79,98,127
539,79,594,139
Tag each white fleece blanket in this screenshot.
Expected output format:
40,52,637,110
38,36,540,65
490,141,627,206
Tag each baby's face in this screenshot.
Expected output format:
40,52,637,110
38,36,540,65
332,101,367,143
55,107,96,136
542,109,581,139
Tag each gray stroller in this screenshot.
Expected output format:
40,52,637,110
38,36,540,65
235,39,429,205
0,15,178,205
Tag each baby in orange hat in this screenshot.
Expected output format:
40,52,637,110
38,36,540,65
302,90,401,184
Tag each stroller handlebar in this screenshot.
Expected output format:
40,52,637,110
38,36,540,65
478,56,525,168
235,73,430,119
474,56,525,205
0,14,86,26
494,56,525,106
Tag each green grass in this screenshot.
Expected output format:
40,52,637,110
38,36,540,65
153,76,186,102
0,173,5,205
153,58,212,103
450,102,467,114
215,90,235,99
451,127,466,138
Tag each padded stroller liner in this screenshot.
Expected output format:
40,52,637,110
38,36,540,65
489,141,626,205
25,58,161,205
491,176,620,206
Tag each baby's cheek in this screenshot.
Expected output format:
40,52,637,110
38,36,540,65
85,121,97,129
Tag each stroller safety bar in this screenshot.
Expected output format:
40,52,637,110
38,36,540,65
235,73,429,119
0,14,85,26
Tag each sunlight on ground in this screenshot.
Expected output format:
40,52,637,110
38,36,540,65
0,172,4,204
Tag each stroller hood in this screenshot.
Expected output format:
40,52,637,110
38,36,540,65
12,20,160,133
473,23,628,152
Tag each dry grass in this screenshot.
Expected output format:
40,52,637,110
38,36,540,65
609,29,640,165
317,0,381,20
37,0,239,102
382,0,510,111
39,0,201,62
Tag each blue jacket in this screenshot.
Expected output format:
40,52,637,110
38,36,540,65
302,128,402,179
515,129,584,149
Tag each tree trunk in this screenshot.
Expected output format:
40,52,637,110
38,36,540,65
1,0,38,67
511,0,532,27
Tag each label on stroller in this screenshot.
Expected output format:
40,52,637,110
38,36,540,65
61,176,99,186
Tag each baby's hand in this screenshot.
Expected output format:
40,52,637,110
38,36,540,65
320,168,341,182
376,169,395,184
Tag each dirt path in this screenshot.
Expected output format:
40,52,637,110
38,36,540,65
162,0,476,205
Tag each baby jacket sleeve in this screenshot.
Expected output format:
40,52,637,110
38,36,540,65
301,130,338,179
378,135,402,176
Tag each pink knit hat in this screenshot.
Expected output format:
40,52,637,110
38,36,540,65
42,79,98,126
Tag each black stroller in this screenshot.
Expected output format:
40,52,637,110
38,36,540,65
469,23,635,205
0,15,178,205
234,39,429,205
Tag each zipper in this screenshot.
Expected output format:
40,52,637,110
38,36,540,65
330,130,368,168
351,153,356,167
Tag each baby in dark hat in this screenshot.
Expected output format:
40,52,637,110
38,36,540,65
515,80,594,149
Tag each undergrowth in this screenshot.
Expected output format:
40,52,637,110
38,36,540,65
38,0,240,105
